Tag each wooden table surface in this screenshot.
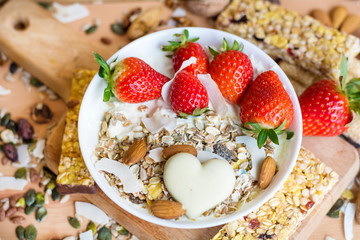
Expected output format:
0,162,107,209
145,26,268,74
0,1,360,239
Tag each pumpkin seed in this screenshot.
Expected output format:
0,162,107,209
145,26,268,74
85,25,98,34
29,77,43,87
68,216,80,229
51,188,61,201
14,167,26,179
86,221,96,235
0,113,11,126
327,208,340,218
118,226,129,236
110,23,126,35
35,206,47,222
15,225,25,240
45,179,56,191
97,226,111,240
25,189,36,206
43,166,56,179
327,199,344,218
15,197,25,208
38,2,51,10
35,193,44,207
24,225,37,240
25,203,37,215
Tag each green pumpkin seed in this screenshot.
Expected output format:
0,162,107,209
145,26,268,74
35,206,47,222
25,189,36,206
327,199,344,218
118,226,129,236
0,113,11,126
51,188,61,201
15,197,25,208
35,193,44,207
14,167,26,179
30,77,44,87
43,166,56,179
25,225,37,240
85,25,98,34
68,216,80,229
25,203,37,215
38,2,51,10
327,208,340,218
110,23,126,35
15,226,25,240
45,180,56,191
97,226,111,240
86,221,96,235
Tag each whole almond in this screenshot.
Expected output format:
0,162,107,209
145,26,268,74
10,215,25,224
310,9,331,26
162,145,197,160
356,191,360,224
259,156,277,189
5,207,16,217
150,200,186,219
330,6,348,29
340,14,360,34
123,139,147,165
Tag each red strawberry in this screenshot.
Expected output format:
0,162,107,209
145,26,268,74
162,29,209,75
299,79,352,136
240,70,294,148
209,39,253,104
169,70,209,116
94,53,170,103
299,57,360,136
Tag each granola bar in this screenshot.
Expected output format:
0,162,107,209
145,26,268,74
56,70,97,194
212,147,338,240
216,0,360,81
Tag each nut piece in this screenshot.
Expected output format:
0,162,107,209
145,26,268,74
185,0,230,18
259,156,276,189
340,14,360,34
29,168,39,183
150,200,186,219
31,102,53,124
123,139,147,165
356,192,360,224
330,6,348,29
310,9,331,26
5,207,16,217
162,144,197,160
10,215,25,224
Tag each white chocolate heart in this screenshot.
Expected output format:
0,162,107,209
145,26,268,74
163,153,235,219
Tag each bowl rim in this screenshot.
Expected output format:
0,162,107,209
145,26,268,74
78,27,302,229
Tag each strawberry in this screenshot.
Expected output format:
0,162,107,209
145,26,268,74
169,69,209,116
94,53,169,103
299,57,360,136
162,29,209,75
239,70,294,148
209,39,253,104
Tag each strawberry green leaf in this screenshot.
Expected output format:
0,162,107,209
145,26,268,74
231,40,239,51
184,29,189,40
103,85,112,102
274,120,287,132
243,122,262,132
257,129,268,149
177,111,189,118
340,55,348,89
221,38,229,51
93,52,110,76
208,47,219,57
285,131,294,140
268,129,279,145
98,66,108,79
239,42,244,52
189,37,200,42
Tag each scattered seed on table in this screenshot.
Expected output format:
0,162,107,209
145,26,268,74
24,203,36,215
51,188,61,201
6,119,18,133
111,23,126,35
100,37,112,45
68,216,80,229
0,113,11,126
15,225,25,240
9,62,18,74
10,215,25,224
86,221,96,235
3,144,18,162
35,193,44,207
97,226,112,240
118,226,129,236
24,225,37,240
18,118,34,142
15,197,25,208
29,77,44,87
85,25,98,34
15,167,26,179
31,102,53,124
5,207,16,217
35,206,47,222
25,189,36,206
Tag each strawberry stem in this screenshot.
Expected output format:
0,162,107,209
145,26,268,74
162,29,199,53
209,38,244,57
93,52,115,102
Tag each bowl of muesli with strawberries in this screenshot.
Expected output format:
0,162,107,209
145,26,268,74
78,27,302,228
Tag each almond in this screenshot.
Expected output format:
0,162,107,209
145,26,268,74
310,9,331,27
340,14,360,34
330,6,348,29
123,139,147,165
355,191,360,224
162,144,197,160
259,156,276,189
150,200,186,219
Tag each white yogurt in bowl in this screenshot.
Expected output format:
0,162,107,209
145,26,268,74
78,27,302,229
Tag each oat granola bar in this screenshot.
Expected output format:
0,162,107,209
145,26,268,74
215,0,360,81
56,70,97,194
212,147,338,240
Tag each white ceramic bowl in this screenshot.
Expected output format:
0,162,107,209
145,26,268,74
78,27,302,229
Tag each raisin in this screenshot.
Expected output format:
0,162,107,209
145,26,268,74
306,200,315,209
18,118,34,142
9,62,18,74
249,218,260,230
3,144,18,162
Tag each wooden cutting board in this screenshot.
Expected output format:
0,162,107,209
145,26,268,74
0,0,359,239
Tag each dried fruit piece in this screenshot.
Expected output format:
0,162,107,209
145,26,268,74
310,9,331,26
66,99,79,108
259,156,276,189
249,218,260,229
342,189,354,200
15,198,25,208
162,144,197,160
150,200,186,219
3,143,18,162
31,102,53,124
24,225,37,240
123,139,147,165
68,216,80,229
16,225,25,240
330,6,348,29
18,118,34,142
340,14,360,33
